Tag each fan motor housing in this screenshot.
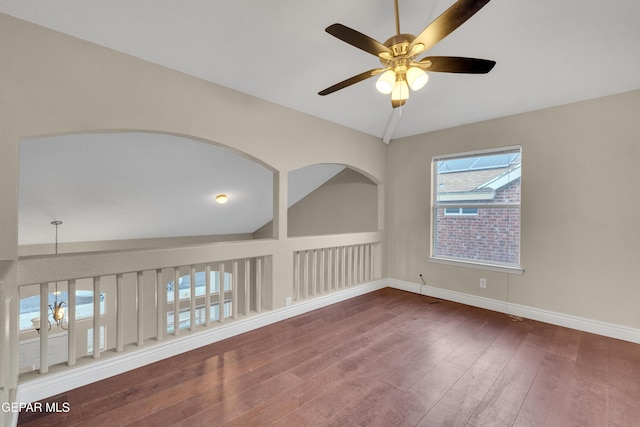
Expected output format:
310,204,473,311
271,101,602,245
383,34,415,57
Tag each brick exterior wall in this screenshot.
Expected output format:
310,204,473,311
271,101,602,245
435,178,520,265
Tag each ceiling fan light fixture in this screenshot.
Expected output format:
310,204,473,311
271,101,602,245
391,79,409,102
375,69,396,94
407,67,428,91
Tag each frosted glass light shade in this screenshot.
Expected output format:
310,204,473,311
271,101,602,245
391,79,409,101
375,70,396,94
407,67,428,91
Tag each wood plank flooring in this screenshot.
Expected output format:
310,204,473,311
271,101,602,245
18,288,640,426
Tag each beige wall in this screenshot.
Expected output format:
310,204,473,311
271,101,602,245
387,89,640,329
288,168,378,237
0,13,386,418
255,168,379,238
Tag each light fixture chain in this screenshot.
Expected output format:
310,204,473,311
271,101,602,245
51,220,62,255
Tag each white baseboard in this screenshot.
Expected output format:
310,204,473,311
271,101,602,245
15,280,387,405
387,278,640,345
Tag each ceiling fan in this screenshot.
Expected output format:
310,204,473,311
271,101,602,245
318,0,496,108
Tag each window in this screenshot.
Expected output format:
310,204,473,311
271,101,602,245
166,271,232,303
431,147,522,271
165,269,233,333
87,326,106,354
166,301,232,333
444,208,478,216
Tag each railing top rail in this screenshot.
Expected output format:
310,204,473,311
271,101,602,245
18,232,382,286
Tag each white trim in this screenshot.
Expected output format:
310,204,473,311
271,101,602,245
387,278,640,345
428,256,524,275
432,144,521,162
382,107,402,144
15,280,387,405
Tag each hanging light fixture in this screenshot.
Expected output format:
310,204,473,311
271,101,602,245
33,220,67,332
375,69,396,94
406,66,429,91
49,284,67,330
375,57,429,107
390,76,410,108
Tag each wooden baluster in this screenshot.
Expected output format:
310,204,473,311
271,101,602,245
319,249,326,294
39,282,49,374
92,277,101,359
173,267,180,336
340,247,345,288
190,266,196,331
116,274,124,351
67,279,76,366
256,257,262,313
302,251,309,299
244,259,251,315
334,247,340,290
219,263,226,323
205,264,211,327
232,260,238,319
311,250,317,297
293,251,300,302
137,272,144,346
156,269,163,341
364,244,371,282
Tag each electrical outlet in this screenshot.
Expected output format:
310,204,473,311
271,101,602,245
285,296,292,307
479,278,487,289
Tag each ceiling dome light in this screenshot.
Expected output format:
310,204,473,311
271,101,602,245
406,67,428,91
375,69,396,94
215,194,228,204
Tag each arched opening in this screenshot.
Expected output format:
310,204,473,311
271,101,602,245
18,131,275,254
286,164,379,237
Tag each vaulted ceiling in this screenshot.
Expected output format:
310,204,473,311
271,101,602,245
4,0,640,245
3,0,640,139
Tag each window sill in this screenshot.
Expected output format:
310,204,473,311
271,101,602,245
428,257,524,275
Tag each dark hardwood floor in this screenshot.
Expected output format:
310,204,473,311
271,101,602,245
18,288,640,426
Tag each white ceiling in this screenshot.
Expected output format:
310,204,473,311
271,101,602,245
2,0,640,139
5,0,640,245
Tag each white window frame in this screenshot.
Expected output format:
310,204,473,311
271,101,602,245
444,207,479,216
430,146,524,274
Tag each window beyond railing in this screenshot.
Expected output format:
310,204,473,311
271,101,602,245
18,255,271,375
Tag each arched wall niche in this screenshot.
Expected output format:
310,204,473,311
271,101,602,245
18,130,278,255
254,163,380,238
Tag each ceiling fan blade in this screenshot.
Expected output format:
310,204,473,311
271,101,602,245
326,24,392,57
418,56,495,73
318,69,385,96
410,0,491,54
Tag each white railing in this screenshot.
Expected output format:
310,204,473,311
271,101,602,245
17,236,381,380
293,243,376,302
18,256,270,375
